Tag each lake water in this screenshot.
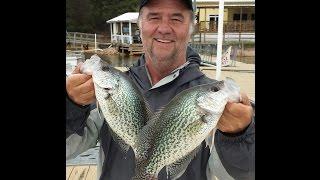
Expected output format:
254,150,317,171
67,52,254,76
84,53,254,67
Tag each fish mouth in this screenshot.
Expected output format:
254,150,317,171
210,81,224,92
103,87,112,91
210,86,220,92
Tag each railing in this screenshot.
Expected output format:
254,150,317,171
66,32,109,50
111,35,132,44
195,20,255,33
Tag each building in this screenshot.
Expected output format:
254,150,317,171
106,12,140,44
195,0,255,33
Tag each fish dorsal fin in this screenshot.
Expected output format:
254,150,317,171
145,105,165,124
138,94,154,123
161,81,223,111
144,102,154,122
167,145,202,180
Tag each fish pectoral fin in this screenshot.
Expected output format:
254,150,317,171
205,128,217,153
167,146,202,180
104,93,111,100
201,115,208,123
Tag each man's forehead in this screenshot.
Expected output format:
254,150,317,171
139,0,193,11
141,0,190,12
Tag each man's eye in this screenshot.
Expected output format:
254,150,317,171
149,17,159,20
172,18,182,22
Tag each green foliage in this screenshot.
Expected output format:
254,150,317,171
66,0,139,33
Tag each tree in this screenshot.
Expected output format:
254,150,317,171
66,0,139,33
66,0,94,32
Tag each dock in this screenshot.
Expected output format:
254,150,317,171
128,43,144,55
66,165,97,180
118,43,144,55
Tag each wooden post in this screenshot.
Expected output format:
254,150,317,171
239,7,243,61
80,34,83,50
110,23,113,43
204,8,206,43
129,22,132,44
216,0,225,80
192,0,197,44
120,22,123,44
95,33,97,52
73,32,76,48
223,22,225,43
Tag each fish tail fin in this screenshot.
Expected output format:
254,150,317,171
222,77,241,102
132,173,158,180
133,160,158,180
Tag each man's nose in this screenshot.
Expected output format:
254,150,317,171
156,20,173,35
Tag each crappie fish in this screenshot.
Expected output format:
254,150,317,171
81,54,151,154
134,78,241,180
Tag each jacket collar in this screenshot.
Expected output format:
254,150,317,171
129,46,204,91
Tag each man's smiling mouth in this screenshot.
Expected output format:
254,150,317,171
154,38,174,43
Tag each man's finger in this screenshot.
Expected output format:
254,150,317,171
68,74,92,87
225,102,249,115
77,78,94,94
240,92,250,105
79,90,96,105
225,102,253,121
72,62,83,74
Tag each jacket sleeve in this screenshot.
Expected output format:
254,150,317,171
66,94,91,138
207,102,255,180
66,95,104,160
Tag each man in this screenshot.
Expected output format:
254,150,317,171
66,0,255,179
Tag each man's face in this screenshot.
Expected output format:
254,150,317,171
139,0,193,69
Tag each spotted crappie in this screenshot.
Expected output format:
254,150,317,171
80,54,150,154
134,78,241,180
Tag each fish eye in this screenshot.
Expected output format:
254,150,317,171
102,65,109,71
211,86,219,92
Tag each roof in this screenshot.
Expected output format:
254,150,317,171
106,12,139,23
196,0,254,2
196,0,254,6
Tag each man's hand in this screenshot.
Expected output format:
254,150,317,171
217,92,253,134
66,63,95,106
